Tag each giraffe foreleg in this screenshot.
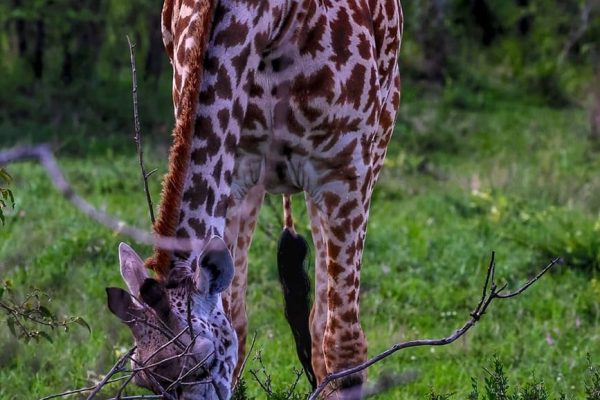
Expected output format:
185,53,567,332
313,185,371,399
306,196,330,385
223,185,265,383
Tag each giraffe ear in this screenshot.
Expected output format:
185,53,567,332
195,237,234,296
119,242,148,296
106,287,140,322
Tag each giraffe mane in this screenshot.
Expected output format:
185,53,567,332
146,0,217,280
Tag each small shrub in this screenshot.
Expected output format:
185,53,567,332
428,388,454,400
453,356,598,400
483,357,513,400
586,355,600,400
0,168,14,225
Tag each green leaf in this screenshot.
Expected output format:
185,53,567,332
7,189,14,207
39,331,53,343
38,306,53,319
7,318,16,337
73,317,91,334
0,168,11,185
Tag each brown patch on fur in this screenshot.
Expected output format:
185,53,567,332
146,0,217,280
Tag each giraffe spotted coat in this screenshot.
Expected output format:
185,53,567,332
116,0,402,398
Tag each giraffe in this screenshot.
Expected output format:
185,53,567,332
107,0,402,398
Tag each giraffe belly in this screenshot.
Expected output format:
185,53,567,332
232,148,321,197
233,0,388,200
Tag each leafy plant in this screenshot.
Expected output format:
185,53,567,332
0,279,90,343
428,389,454,400
514,207,600,272
456,356,600,400
586,354,600,400
483,357,514,400
0,168,14,225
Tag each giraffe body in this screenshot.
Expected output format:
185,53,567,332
108,0,402,398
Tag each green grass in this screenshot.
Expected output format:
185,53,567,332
0,83,599,399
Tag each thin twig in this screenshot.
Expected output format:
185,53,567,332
249,350,275,396
307,255,561,400
285,368,304,399
127,35,155,225
86,347,137,399
496,257,562,299
165,350,215,391
234,331,257,390
38,376,131,400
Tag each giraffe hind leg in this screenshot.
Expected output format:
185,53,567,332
277,196,317,389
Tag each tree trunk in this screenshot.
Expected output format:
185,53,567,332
145,11,164,81
516,0,532,36
592,73,600,141
415,0,449,82
471,0,501,45
13,0,28,57
61,33,73,85
32,19,44,79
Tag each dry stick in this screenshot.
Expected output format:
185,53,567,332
307,255,562,400
122,354,176,400
559,1,593,64
38,376,131,400
86,347,137,400
165,350,215,391
0,145,204,253
285,368,304,399
233,331,258,393
127,35,156,225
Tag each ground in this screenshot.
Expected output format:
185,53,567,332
0,82,599,399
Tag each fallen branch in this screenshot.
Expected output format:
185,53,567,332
0,144,204,253
308,254,562,400
127,35,156,226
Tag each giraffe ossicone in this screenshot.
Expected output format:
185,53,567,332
107,0,403,398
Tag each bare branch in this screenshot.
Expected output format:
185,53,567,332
38,376,131,400
234,331,257,391
285,368,304,399
42,305,213,399
308,255,561,400
250,350,273,396
559,1,594,64
0,144,205,253
127,35,156,226
86,347,137,399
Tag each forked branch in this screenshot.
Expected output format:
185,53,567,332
308,254,562,400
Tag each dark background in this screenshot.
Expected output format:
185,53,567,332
0,0,598,149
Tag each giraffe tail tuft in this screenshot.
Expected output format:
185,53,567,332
277,228,317,389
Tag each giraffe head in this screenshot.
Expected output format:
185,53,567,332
106,239,237,399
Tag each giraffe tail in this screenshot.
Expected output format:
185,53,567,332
277,194,317,389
